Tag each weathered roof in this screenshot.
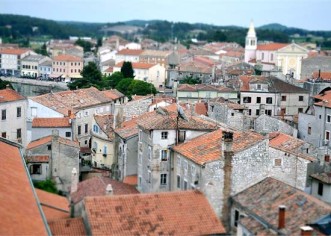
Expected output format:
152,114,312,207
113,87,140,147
178,61,213,73
312,71,331,80
173,128,264,165
84,190,225,235
102,89,124,100
21,54,47,62
26,155,49,163
32,117,71,128
30,87,113,116
0,48,31,55
70,176,139,204
116,49,143,55
239,75,309,93
177,83,234,92
269,132,315,161
257,43,288,51
314,90,331,108
0,138,48,235
114,61,155,69
48,218,86,236
35,189,69,222
0,87,25,103
94,114,115,140
27,135,79,150
311,172,331,184
232,177,331,235
115,118,139,139
137,105,217,131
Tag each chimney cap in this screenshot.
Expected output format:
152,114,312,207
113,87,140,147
300,226,313,231
279,205,286,209
72,168,77,174
106,184,113,192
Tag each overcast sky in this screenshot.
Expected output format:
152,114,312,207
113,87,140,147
1,0,330,30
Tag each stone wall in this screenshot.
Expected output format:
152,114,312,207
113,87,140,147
255,114,297,136
122,97,152,121
301,56,331,80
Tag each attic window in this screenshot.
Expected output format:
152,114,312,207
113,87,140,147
256,84,262,90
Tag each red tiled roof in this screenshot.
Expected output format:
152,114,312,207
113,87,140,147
0,138,48,235
94,114,115,140
48,217,86,235
0,48,30,55
53,54,82,62
26,155,49,163
123,175,138,185
232,177,331,235
312,71,331,80
177,84,234,92
0,87,25,103
27,135,79,150
173,129,264,165
104,67,113,72
194,102,208,115
257,43,288,51
102,89,124,100
84,191,225,235
35,189,69,222
117,49,143,55
32,117,71,128
70,176,139,204
115,61,155,69
313,91,331,108
115,117,139,139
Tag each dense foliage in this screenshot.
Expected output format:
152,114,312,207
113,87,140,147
0,79,13,89
33,179,58,194
116,78,157,98
179,76,202,84
120,61,134,78
75,38,93,52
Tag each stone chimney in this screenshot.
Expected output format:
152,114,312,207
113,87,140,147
300,226,313,236
173,79,178,99
71,168,78,193
221,131,234,231
106,184,113,195
278,205,286,230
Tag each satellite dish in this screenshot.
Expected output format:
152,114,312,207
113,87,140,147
177,104,188,121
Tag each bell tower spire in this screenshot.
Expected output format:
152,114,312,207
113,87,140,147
244,20,257,63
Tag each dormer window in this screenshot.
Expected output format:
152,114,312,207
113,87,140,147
256,84,262,90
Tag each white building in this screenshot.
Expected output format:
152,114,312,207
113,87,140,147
21,54,51,78
115,49,143,64
0,48,35,76
0,87,28,146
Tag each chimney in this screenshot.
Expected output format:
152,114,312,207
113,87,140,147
278,205,286,230
318,69,321,79
300,226,313,236
325,154,330,163
68,110,72,117
173,79,178,99
106,184,113,195
71,168,78,193
221,130,234,231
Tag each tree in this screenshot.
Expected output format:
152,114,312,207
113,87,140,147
115,78,133,95
128,80,157,96
33,179,58,194
121,61,134,78
0,79,12,89
179,76,201,84
35,43,48,56
103,71,124,88
75,38,92,53
68,62,102,90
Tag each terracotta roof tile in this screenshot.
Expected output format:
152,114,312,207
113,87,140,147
0,138,48,235
84,190,225,235
117,49,143,55
53,54,82,61
30,87,113,116
312,71,331,80
48,217,86,235
35,189,69,222
94,114,115,140
137,105,217,131
115,61,155,69
70,176,139,204
123,175,138,185
0,87,25,103
115,118,139,139
173,129,264,165
257,43,288,51
313,91,331,108
239,216,277,235
232,177,331,235
26,155,49,163
0,48,30,55
194,102,208,115
104,66,113,72
27,135,79,150
102,89,124,100
32,117,71,128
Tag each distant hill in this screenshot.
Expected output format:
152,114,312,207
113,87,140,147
0,14,331,47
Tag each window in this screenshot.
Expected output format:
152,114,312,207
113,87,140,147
325,131,330,141
1,132,6,138
184,160,188,175
178,130,186,143
298,108,303,113
248,109,252,116
256,84,262,90
274,158,282,166
85,124,88,133
265,110,272,116
266,97,273,104
256,109,260,116
328,115,331,123
47,144,51,150
93,124,99,133
184,180,188,190
308,126,311,135
78,125,81,135
243,97,251,103
148,146,152,160
234,209,240,227
191,165,196,177
103,146,107,157
160,174,167,185
177,175,181,188
177,156,181,167
17,128,21,139
318,182,324,196
270,53,274,61
161,131,168,139
231,112,235,116
161,150,168,161
29,164,42,175
281,96,287,101
17,107,21,118
299,96,304,102
256,97,261,103
139,130,143,141
1,109,6,120
65,132,71,138
138,176,142,186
